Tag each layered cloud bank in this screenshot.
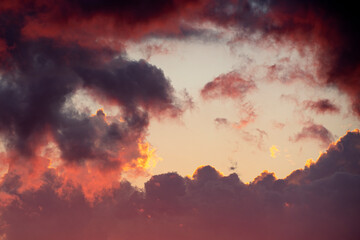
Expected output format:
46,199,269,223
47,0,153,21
0,130,359,240
1,0,360,118
1,0,360,239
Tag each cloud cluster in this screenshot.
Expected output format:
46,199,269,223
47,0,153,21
1,0,359,118
0,4,187,198
0,130,359,240
200,0,360,117
1,1,360,239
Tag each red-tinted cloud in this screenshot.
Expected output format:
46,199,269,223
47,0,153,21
0,1,360,239
201,72,257,128
140,43,171,60
200,0,360,118
201,71,256,100
1,0,359,118
0,130,359,240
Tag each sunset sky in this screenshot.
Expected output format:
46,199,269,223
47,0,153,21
0,0,360,239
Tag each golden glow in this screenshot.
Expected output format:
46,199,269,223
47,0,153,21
305,158,314,168
269,145,280,158
136,141,159,170
121,140,160,178
191,165,224,179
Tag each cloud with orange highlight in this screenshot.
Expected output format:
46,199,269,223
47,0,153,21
0,130,359,240
0,27,188,201
0,0,360,239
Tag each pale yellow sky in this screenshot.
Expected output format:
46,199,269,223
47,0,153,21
123,38,359,185
38,38,360,187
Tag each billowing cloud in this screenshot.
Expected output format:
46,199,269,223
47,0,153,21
0,130,359,240
0,16,186,198
1,0,359,119
290,122,334,148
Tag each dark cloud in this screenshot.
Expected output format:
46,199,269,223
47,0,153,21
0,130,359,240
199,0,360,117
2,0,359,118
0,39,181,167
290,122,334,148
0,12,188,202
303,99,340,114
287,129,360,183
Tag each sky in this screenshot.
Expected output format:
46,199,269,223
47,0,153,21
0,0,360,240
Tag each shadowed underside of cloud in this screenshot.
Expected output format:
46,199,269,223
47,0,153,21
0,130,359,240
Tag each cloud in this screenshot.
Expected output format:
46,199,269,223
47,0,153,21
303,99,340,114
241,128,268,150
201,72,257,129
290,122,335,148
0,32,186,198
0,1,360,239
1,0,360,119
200,0,360,118
201,71,256,100
0,130,359,240
140,43,171,60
